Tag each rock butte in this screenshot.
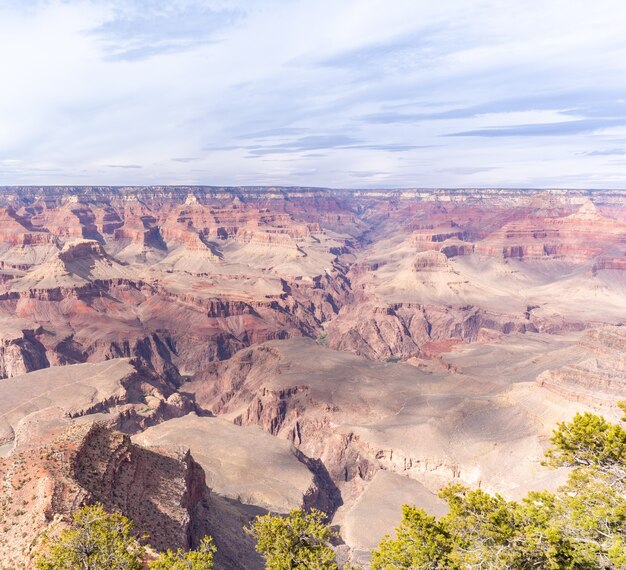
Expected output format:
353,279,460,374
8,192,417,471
0,186,625,568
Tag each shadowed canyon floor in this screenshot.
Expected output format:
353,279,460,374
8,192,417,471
0,186,625,568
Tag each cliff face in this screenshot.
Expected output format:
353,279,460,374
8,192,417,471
0,422,211,568
0,358,266,570
0,187,624,380
0,189,358,380
184,332,619,561
537,326,626,405
325,302,536,361
188,337,586,496
0,326,49,378
474,199,626,261
190,341,383,487
134,414,340,516
0,186,625,567
73,424,211,550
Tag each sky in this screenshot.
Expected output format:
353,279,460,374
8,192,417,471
1,0,626,188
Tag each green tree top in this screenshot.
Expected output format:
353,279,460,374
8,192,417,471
247,508,339,570
149,536,216,570
371,406,626,569
371,505,454,570
545,411,626,472
36,503,144,570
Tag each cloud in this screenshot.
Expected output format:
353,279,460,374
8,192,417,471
349,170,390,178
201,145,241,152
2,1,626,188
581,148,626,156
89,2,243,61
244,134,426,156
236,127,311,139
317,27,454,73
105,164,142,169
353,143,428,152
446,118,626,137
245,134,361,155
364,92,626,124
441,167,498,175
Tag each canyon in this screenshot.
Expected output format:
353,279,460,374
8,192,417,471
0,185,625,568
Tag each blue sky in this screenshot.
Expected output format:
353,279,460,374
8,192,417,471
1,0,626,188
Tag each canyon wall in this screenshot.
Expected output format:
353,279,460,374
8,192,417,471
0,186,625,567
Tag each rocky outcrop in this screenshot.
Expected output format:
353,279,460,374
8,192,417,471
0,207,54,246
134,414,340,516
223,381,381,486
0,186,624,383
90,333,182,385
440,240,475,257
474,199,626,262
0,356,270,569
0,358,194,452
592,256,626,272
189,337,582,505
190,342,374,487
0,326,49,378
412,251,450,271
325,302,536,361
73,424,211,550
56,239,107,262
0,422,212,568
537,326,626,405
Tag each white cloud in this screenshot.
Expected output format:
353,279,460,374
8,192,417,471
1,0,626,187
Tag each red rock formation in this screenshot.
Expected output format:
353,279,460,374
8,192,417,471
0,186,623,377
0,330,49,378
0,186,624,567
73,424,211,550
324,300,539,361
537,326,626,405
0,422,212,568
475,199,626,261
0,207,54,246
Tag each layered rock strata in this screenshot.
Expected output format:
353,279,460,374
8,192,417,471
537,326,626,405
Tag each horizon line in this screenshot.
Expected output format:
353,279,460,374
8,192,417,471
0,185,625,192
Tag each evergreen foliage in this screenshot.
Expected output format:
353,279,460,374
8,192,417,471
149,536,216,569
35,405,626,569
247,508,339,570
372,405,626,569
36,503,144,570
